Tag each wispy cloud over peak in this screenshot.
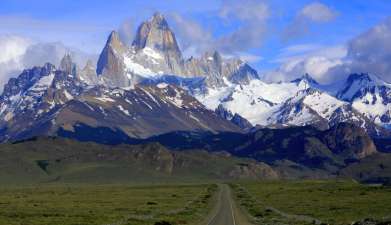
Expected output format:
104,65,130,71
299,2,338,23
283,2,338,40
219,0,269,22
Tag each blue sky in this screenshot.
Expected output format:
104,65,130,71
0,0,391,84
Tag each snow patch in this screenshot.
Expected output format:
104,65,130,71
117,105,131,116
95,96,115,102
124,56,157,78
142,47,163,60
140,88,160,106
31,73,55,92
63,90,73,100
4,112,13,121
157,82,168,89
167,89,184,108
302,91,345,119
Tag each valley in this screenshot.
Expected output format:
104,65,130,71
0,6,390,225
0,137,389,224
0,180,390,225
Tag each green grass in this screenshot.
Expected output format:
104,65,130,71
232,180,391,225
0,184,217,225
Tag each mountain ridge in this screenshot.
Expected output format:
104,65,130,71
0,12,391,142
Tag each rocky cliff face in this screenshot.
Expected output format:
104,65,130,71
96,31,129,87
78,60,99,85
95,13,259,89
322,123,377,159
184,51,259,87
0,61,241,142
60,54,77,76
132,12,183,75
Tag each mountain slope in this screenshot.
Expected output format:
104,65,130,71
0,61,241,142
337,73,391,128
142,123,379,178
0,137,278,184
195,74,391,136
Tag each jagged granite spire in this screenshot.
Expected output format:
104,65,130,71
78,60,98,85
184,50,259,87
60,53,77,75
96,31,129,87
95,13,259,88
132,12,180,53
132,12,183,74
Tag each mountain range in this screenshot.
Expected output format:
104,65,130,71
0,12,391,142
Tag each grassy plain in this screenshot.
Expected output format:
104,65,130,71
0,184,217,225
232,180,391,225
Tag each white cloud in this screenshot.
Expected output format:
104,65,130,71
219,0,269,22
169,0,267,62
118,19,134,45
169,13,213,57
223,52,263,63
0,35,96,92
264,44,347,83
216,0,269,53
284,2,338,40
314,16,391,83
341,17,391,82
0,15,109,34
268,17,391,84
299,2,338,23
0,35,31,64
0,35,32,89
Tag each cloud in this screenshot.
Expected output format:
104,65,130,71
169,0,268,62
284,2,338,40
219,0,269,22
168,13,213,57
223,52,263,63
316,16,391,83
299,2,338,23
267,16,391,84
340,17,391,82
0,35,96,92
263,44,347,83
0,15,109,34
0,35,32,89
0,15,111,53
216,0,269,53
22,42,95,69
118,19,134,45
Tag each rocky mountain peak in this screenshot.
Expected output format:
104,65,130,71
105,31,126,54
84,60,94,69
96,31,127,86
202,51,222,64
151,12,169,28
132,12,182,58
291,73,319,86
78,60,98,85
60,53,77,75
347,73,373,83
337,73,390,102
43,63,56,74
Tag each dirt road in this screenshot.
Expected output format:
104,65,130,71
205,184,252,225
